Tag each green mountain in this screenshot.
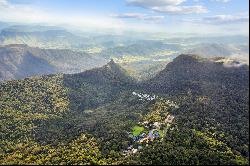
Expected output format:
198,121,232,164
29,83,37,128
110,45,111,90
145,54,249,95
141,54,249,164
63,59,136,111
0,55,249,165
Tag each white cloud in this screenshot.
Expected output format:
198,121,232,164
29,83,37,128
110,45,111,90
111,13,165,23
183,13,249,24
143,16,165,22
203,14,249,24
212,0,231,3
0,0,167,33
181,13,249,35
194,0,231,2
0,0,248,35
0,0,52,23
0,0,8,6
111,13,146,19
127,0,186,7
152,5,208,14
126,0,208,15
0,0,126,30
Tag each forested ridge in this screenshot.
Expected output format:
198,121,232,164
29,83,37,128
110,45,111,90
0,44,107,81
0,54,249,165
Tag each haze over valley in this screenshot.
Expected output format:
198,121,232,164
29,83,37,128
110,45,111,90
0,0,249,165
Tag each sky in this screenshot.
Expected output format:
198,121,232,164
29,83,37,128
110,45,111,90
0,0,249,35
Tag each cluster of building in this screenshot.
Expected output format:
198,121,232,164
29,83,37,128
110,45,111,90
137,129,161,144
164,99,180,109
123,95,179,156
132,92,157,101
123,129,161,156
139,115,175,129
129,129,161,143
123,114,176,156
123,145,143,155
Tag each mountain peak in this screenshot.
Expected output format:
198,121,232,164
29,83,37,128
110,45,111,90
73,59,135,85
105,59,123,72
107,59,116,66
174,54,203,63
145,53,249,95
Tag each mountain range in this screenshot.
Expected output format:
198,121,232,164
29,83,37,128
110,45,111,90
0,26,91,49
0,23,249,165
186,43,249,61
0,54,249,165
0,25,248,84
0,44,107,81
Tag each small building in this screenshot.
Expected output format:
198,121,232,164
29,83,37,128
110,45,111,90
132,148,138,154
165,115,175,124
153,122,161,129
154,131,160,138
140,133,146,138
128,145,133,150
149,131,154,140
133,136,138,141
139,137,149,143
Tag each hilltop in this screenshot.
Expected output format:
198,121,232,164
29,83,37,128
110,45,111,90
145,54,249,95
0,54,248,165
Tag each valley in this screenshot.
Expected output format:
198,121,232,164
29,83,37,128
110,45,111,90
0,54,249,165
0,19,249,165
0,25,248,82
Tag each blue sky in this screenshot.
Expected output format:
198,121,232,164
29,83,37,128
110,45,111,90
0,0,249,35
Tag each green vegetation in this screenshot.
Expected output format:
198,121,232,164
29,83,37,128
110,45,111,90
1,134,109,165
158,130,165,138
0,55,249,165
124,128,248,165
132,126,145,136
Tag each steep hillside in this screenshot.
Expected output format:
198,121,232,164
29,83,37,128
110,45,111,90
0,62,138,164
63,59,136,111
0,44,107,81
0,56,248,165
71,59,135,85
142,54,249,163
0,74,109,165
0,45,56,81
145,54,249,95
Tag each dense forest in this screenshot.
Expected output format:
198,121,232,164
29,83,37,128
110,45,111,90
0,55,249,165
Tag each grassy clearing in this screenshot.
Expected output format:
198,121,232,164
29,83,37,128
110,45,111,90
132,126,145,136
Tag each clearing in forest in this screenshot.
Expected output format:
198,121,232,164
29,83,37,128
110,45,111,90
132,126,145,136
